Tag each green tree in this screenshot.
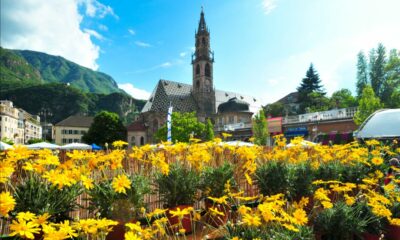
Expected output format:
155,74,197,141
252,109,269,145
264,102,286,117
381,49,400,107
356,51,369,97
204,119,215,141
307,92,330,112
297,64,326,113
369,43,387,99
155,112,205,143
82,111,126,146
353,85,383,125
329,89,357,109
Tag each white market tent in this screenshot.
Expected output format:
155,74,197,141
286,140,317,148
61,143,92,150
27,142,60,150
0,141,13,150
223,141,255,147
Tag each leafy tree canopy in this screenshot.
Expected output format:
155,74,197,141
297,64,326,113
82,111,126,146
353,85,383,125
329,89,357,109
252,109,269,145
155,112,206,143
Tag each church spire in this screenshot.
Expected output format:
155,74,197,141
197,7,207,33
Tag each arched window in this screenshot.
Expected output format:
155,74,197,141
131,136,135,146
205,63,211,77
202,37,206,45
196,64,200,75
140,136,144,146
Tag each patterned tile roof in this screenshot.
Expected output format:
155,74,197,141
141,79,262,114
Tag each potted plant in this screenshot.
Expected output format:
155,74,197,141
255,160,289,196
155,162,200,234
287,161,315,201
12,174,82,223
200,162,235,226
313,201,377,240
88,173,151,240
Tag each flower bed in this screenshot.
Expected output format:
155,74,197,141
0,137,399,239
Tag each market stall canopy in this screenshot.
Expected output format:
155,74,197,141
61,143,92,150
91,143,102,150
27,142,60,150
0,141,13,150
286,140,316,148
223,141,255,147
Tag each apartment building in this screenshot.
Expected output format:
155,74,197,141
0,100,42,144
54,116,93,145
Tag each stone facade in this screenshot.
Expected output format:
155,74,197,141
131,9,262,144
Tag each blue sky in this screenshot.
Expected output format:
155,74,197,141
1,0,399,103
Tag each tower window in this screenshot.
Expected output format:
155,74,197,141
196,64,200,75
196,80,200,88
205,63,211,77
202,37,206,45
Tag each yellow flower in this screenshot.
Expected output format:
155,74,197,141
58,220,78,238
35,213,50,225
371,157,383,165
0,191,16,217
81,175,94,190
292,209,308,225
179,228,186,234
222,132,232,139
112,140,128,149
389,218,400,226
242,213,261,227
0,160,15,183
208,196,228,205
209,207,225,217
244,173,253,185
125,231,142,240
321,201,333,209
126,222,142,232
9,219,41,239
238,205,251,215
344,195,355,206
146,208,167,218
169,207,193,220
112,174,131,194
282,223,299,232
17,211,37,221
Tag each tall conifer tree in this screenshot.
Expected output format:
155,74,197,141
356,51,369,97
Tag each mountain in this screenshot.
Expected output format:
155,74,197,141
0,83,146,124
0,47,122,94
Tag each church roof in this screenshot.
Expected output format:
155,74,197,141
141,79,262,114
218,97,250,113
127,120,147,132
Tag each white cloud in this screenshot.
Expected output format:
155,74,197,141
135,41,152,48
118,83,151,100
160,62,172,68
179,52,188,57
98,24,108,31
0,0,104,70
84,28,104,41
128,29,136,35
78,0,118,19
262,0,277,15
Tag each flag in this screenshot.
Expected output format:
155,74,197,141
167,105,173,142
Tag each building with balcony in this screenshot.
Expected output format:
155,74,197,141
0,100,42,144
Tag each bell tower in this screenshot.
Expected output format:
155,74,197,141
192,8,216,120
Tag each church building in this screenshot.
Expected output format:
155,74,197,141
127,9,262,145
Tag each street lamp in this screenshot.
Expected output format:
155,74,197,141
39,107,52,141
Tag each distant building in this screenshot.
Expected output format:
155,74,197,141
276,92,300,116
0,100,42,144
126,120,147,147
54,116,93,145
132,9,262,144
